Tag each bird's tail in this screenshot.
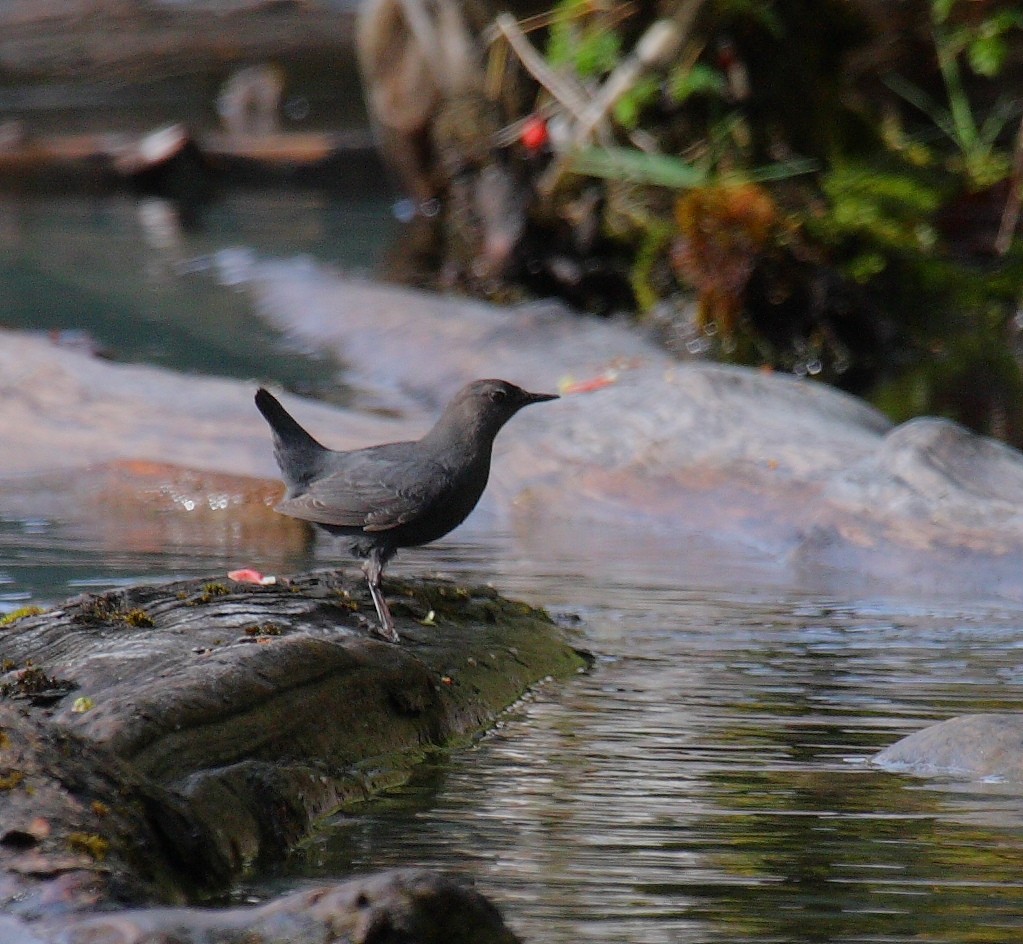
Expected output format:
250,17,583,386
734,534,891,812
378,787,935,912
254,387,327,492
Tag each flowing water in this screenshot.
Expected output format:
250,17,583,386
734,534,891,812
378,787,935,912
4,193,1023,943
244,535,1023,944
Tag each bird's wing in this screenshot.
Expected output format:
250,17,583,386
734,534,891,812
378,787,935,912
274,447,449,532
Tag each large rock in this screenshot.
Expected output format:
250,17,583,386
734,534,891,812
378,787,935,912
6,262,1023,600
874,714,1023,783
246,264,1023,600
0,330,411,479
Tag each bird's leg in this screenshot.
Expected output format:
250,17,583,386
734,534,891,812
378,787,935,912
363,551,399,643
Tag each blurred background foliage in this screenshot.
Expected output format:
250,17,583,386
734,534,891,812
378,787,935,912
462,0,1023,443
2,0,1020,443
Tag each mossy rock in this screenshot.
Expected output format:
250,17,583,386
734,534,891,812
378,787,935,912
0,569,587,913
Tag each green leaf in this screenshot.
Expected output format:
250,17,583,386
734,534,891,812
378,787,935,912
569,146,815,190
613,76,660,129
575,27,621,77
848,251,887,282
982,10,1023,38
932,0,956,26
978,95,1016,148
570,146,709,188
745,158,819,183
884,73,958,143
668,63,727,104
545,0,621,77
967,34,1008,77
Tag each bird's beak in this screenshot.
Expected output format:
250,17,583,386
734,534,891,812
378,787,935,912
523,390,559,405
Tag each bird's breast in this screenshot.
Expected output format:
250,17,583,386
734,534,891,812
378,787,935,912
397,455,490,547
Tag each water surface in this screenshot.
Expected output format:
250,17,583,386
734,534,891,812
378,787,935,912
0,189,397,398
251,537,1023,944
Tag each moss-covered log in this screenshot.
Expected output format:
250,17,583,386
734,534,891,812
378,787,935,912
0,570,586,922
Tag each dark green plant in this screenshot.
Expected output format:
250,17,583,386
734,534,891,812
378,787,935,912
886,0,1023,189
810,163,947,281
543,1,680,130
545,0,622,77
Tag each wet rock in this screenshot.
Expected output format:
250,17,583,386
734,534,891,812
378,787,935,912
874,714,1023,783
247,263,663,405
0,570,585,922
789,418,1023,598
245,265,1023,599
820,417,1023,539
6,262,1023,602
18,869,520,944
0,329,413,479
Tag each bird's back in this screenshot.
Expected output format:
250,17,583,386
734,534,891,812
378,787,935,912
278,438,491,550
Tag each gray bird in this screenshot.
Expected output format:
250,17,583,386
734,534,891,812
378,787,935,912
255,380,558,642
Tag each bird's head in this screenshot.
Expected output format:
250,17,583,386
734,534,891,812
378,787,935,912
427,379,558,447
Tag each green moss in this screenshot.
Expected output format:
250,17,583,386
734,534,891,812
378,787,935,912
0,606,44,628
0,769,24,790
383,580,570,673
195,583,231,605
389,580,495,624
816,163,945,255
72,596,155,628
68,832,109,861
244,622,284,637
120,608,155,628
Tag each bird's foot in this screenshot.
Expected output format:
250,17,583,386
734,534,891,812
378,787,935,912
367,578,400,643
372,619,400,644
362,554,400,643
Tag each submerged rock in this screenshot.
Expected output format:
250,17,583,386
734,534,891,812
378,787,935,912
874,715,1023,784
0,459,309,563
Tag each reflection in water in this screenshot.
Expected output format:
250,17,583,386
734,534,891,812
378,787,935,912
0,190,398,399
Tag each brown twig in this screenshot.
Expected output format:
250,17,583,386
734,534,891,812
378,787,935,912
491,12,591,118
995,113,1023,256
538,0,709,195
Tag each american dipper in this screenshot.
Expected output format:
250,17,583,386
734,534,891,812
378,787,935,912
255,380,558,642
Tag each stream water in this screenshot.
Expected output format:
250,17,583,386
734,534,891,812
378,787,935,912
4,191,1023,943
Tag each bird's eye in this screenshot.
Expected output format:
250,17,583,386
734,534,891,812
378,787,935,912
489,388,508,402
